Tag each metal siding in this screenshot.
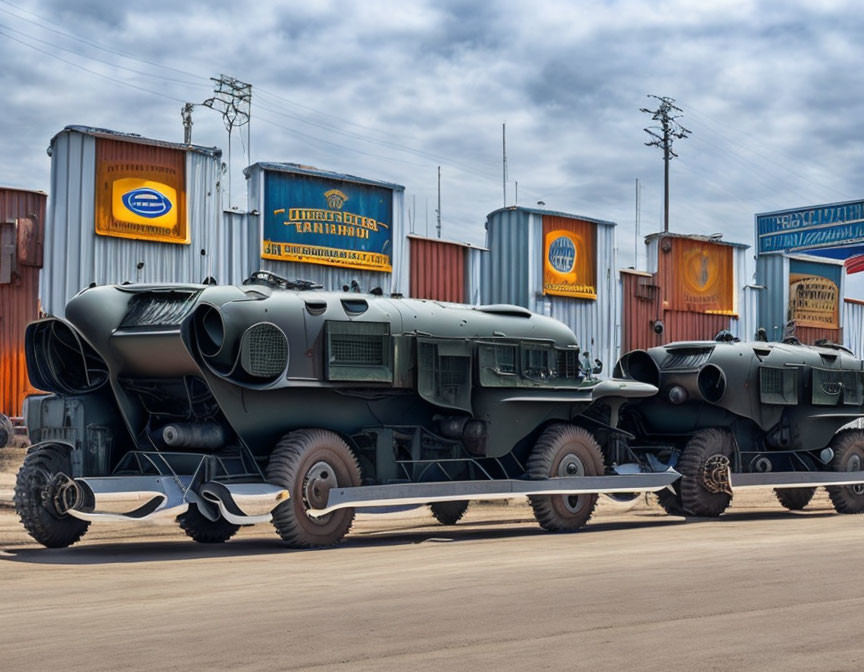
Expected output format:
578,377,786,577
843,299,864,358
484,208,618,375
409,237,466,302
756,253,789,342
248,165,407,295
796,325,842,345
663,310,731,342
0,188,47,417
466,247,483,305
42,129,222,315
620,271,663,351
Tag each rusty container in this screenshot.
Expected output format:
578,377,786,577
0,187,47,418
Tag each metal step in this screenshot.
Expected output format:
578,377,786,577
731,470,864,491
309,470,680,516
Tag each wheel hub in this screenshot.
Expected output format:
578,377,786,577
701,454,732,495
302,461,338,521
557,453,586,513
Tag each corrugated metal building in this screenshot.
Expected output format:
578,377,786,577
622,233,750,352
843,299,864,358
408,234,486,303
478,206,619,376
756,252,845,345
0,187,46,418
42,126,222,315
245,162,407,295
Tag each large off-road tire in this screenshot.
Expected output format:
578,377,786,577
266,429,362,548
527,424,604,532
774,487,816,511
177,504,240,543
827,429,864,514
0,413,13,448
679,428,734,517
14,444,89,548
430,500,469,525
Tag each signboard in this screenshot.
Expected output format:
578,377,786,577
95,138,188,244
666,238,735,315
757,200,864,254
262,171,393,272
542,216,596,300
788,259,841,329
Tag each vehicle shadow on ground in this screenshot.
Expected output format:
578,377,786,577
0,508,834,566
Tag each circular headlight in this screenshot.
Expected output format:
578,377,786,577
668,385,688,405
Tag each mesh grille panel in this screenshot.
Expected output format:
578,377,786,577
661,348,713,370
331,335,384,365
120,291,199,328
241,323,288,378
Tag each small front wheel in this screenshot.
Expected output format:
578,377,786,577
827,429,864,514
177,504,240,543
678,428,734,517
527,424,604,532
266,429,362,548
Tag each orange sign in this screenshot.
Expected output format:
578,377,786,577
95,138,188,244
789,273,839,328
542,216,596,300
666,238,734,315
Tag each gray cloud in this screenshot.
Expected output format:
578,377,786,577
0,0,862,269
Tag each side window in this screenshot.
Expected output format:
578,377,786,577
417,338,472,412
759,366,798,405
325,321,393,383
478,341,583,388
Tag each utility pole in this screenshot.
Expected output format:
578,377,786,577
502,122,507,206
181,103,194,144
634,178,641,269
203,74,252,209
515,181,518,206
640,95,690,232
436,166,442,239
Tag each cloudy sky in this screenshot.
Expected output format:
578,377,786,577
1,0,862,274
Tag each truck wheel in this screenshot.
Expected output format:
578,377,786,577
0,413,13,447
266,429,361,548
678,428,734,517
14,444,89,548
827,429,864,514
177,505,240,543
774,487,815,511
430,500,469,525
527,424,603,532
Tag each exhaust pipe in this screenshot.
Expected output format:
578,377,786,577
67,476,189,523
199,482,290,525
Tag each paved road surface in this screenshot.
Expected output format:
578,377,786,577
1,493,862,672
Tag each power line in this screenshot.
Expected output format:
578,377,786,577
0,28,187,104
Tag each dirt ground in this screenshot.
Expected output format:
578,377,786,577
1,450,863,672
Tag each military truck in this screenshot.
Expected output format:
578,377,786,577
614,338,864,517
15,272,676,549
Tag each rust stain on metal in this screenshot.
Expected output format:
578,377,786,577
0,188,47,417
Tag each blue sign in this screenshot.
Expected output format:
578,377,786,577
548,235,576,273
262,172,393,272
121,187,173,219
757,200,864,254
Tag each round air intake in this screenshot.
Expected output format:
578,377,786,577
698,364,727,403
615,350,660,387
195,305,225,357
240,323,289,379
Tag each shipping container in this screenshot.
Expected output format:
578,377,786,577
622,233,749,352
0,187,47,418
408,234,486,302
756,252,845,345
477,206,619,376
41,126,222,316
245,162,407,295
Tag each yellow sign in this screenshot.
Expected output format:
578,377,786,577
95,138,188,244
111,178,178,228
789,273,839,328
542,216,597,300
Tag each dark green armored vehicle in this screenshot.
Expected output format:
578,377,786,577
16,272,674,549
614,339,864,517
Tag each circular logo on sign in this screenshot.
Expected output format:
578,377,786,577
548,235,576,273
683,249,719,293
122,188,173,218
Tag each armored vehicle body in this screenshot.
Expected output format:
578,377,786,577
614,339,864,517
16,272,675,549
